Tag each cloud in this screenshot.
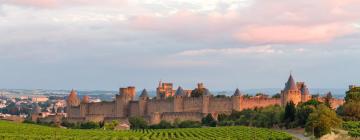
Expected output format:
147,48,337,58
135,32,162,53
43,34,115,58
354,23,360,28
234,23,355,44
176,45,283,56
2,0,58,8
1,0,127,8
127,0,360,44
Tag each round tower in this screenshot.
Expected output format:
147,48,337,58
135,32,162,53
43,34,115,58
174,86,185,112
281,74,302,106
81,96,90,104
232,88,242,111
202,88,211,114
67,89,80,107
139,89,149,116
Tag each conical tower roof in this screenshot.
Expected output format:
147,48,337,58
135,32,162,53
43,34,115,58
284,74,297,91
81,95,90,103
67,89,80,106
140,89,149,97
175,86,186,96
233,88,242,96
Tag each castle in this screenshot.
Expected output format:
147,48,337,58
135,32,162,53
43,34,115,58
66,74,344,124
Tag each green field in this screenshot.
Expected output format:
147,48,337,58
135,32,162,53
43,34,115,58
0,120,292,140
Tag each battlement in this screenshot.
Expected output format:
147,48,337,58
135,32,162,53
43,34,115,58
120,86,136,97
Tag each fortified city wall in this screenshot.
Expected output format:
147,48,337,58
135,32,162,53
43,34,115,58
65,75,344,125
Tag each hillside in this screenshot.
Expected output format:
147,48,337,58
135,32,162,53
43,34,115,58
0,120,292,140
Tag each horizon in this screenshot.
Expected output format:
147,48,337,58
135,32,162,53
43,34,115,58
1,0,360,90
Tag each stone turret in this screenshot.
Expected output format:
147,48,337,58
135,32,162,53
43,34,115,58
232,88,243,111
298,83,311,102
139,89,149,116
67,89,80,107
66,89,80,118
81,96,90,104
115,86,136,118
174,86,185,112
281,74,302,106
233,88,242,96
140,89,149,100
79,95,89,117
202,88,211,114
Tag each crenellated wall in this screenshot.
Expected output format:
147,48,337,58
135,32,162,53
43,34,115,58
183,97,203,112
146,99,173,116
86,102,116,117
316,97,344,109
208,97,232,114
241,97,281,110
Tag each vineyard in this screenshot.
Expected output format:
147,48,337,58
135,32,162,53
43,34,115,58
0,120,292,140
343,121,360,137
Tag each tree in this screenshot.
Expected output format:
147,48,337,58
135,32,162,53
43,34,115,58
296,103,317,127
191,88,205,97
80,122,100,129
305,104,342,138
345,87,360,102
104,120,119,130
173,118,181,128
243,94,252,98
129,117,148,129
202,113,217,127
342,87,360,120
301,99,321,106
179,120,201,128
283,101,296,128
343,102,360,120
217,114,228,122
218,105,284,128
284,102,296,121
150,120,172,129
215,95,227,98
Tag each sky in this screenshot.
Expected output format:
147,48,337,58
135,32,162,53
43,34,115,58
0,0,360,91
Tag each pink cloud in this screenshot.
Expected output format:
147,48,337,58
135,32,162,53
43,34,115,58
235,23,355,44
130,0,360,44
5,0,359,44
6,0,58,8
3,0,127,8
